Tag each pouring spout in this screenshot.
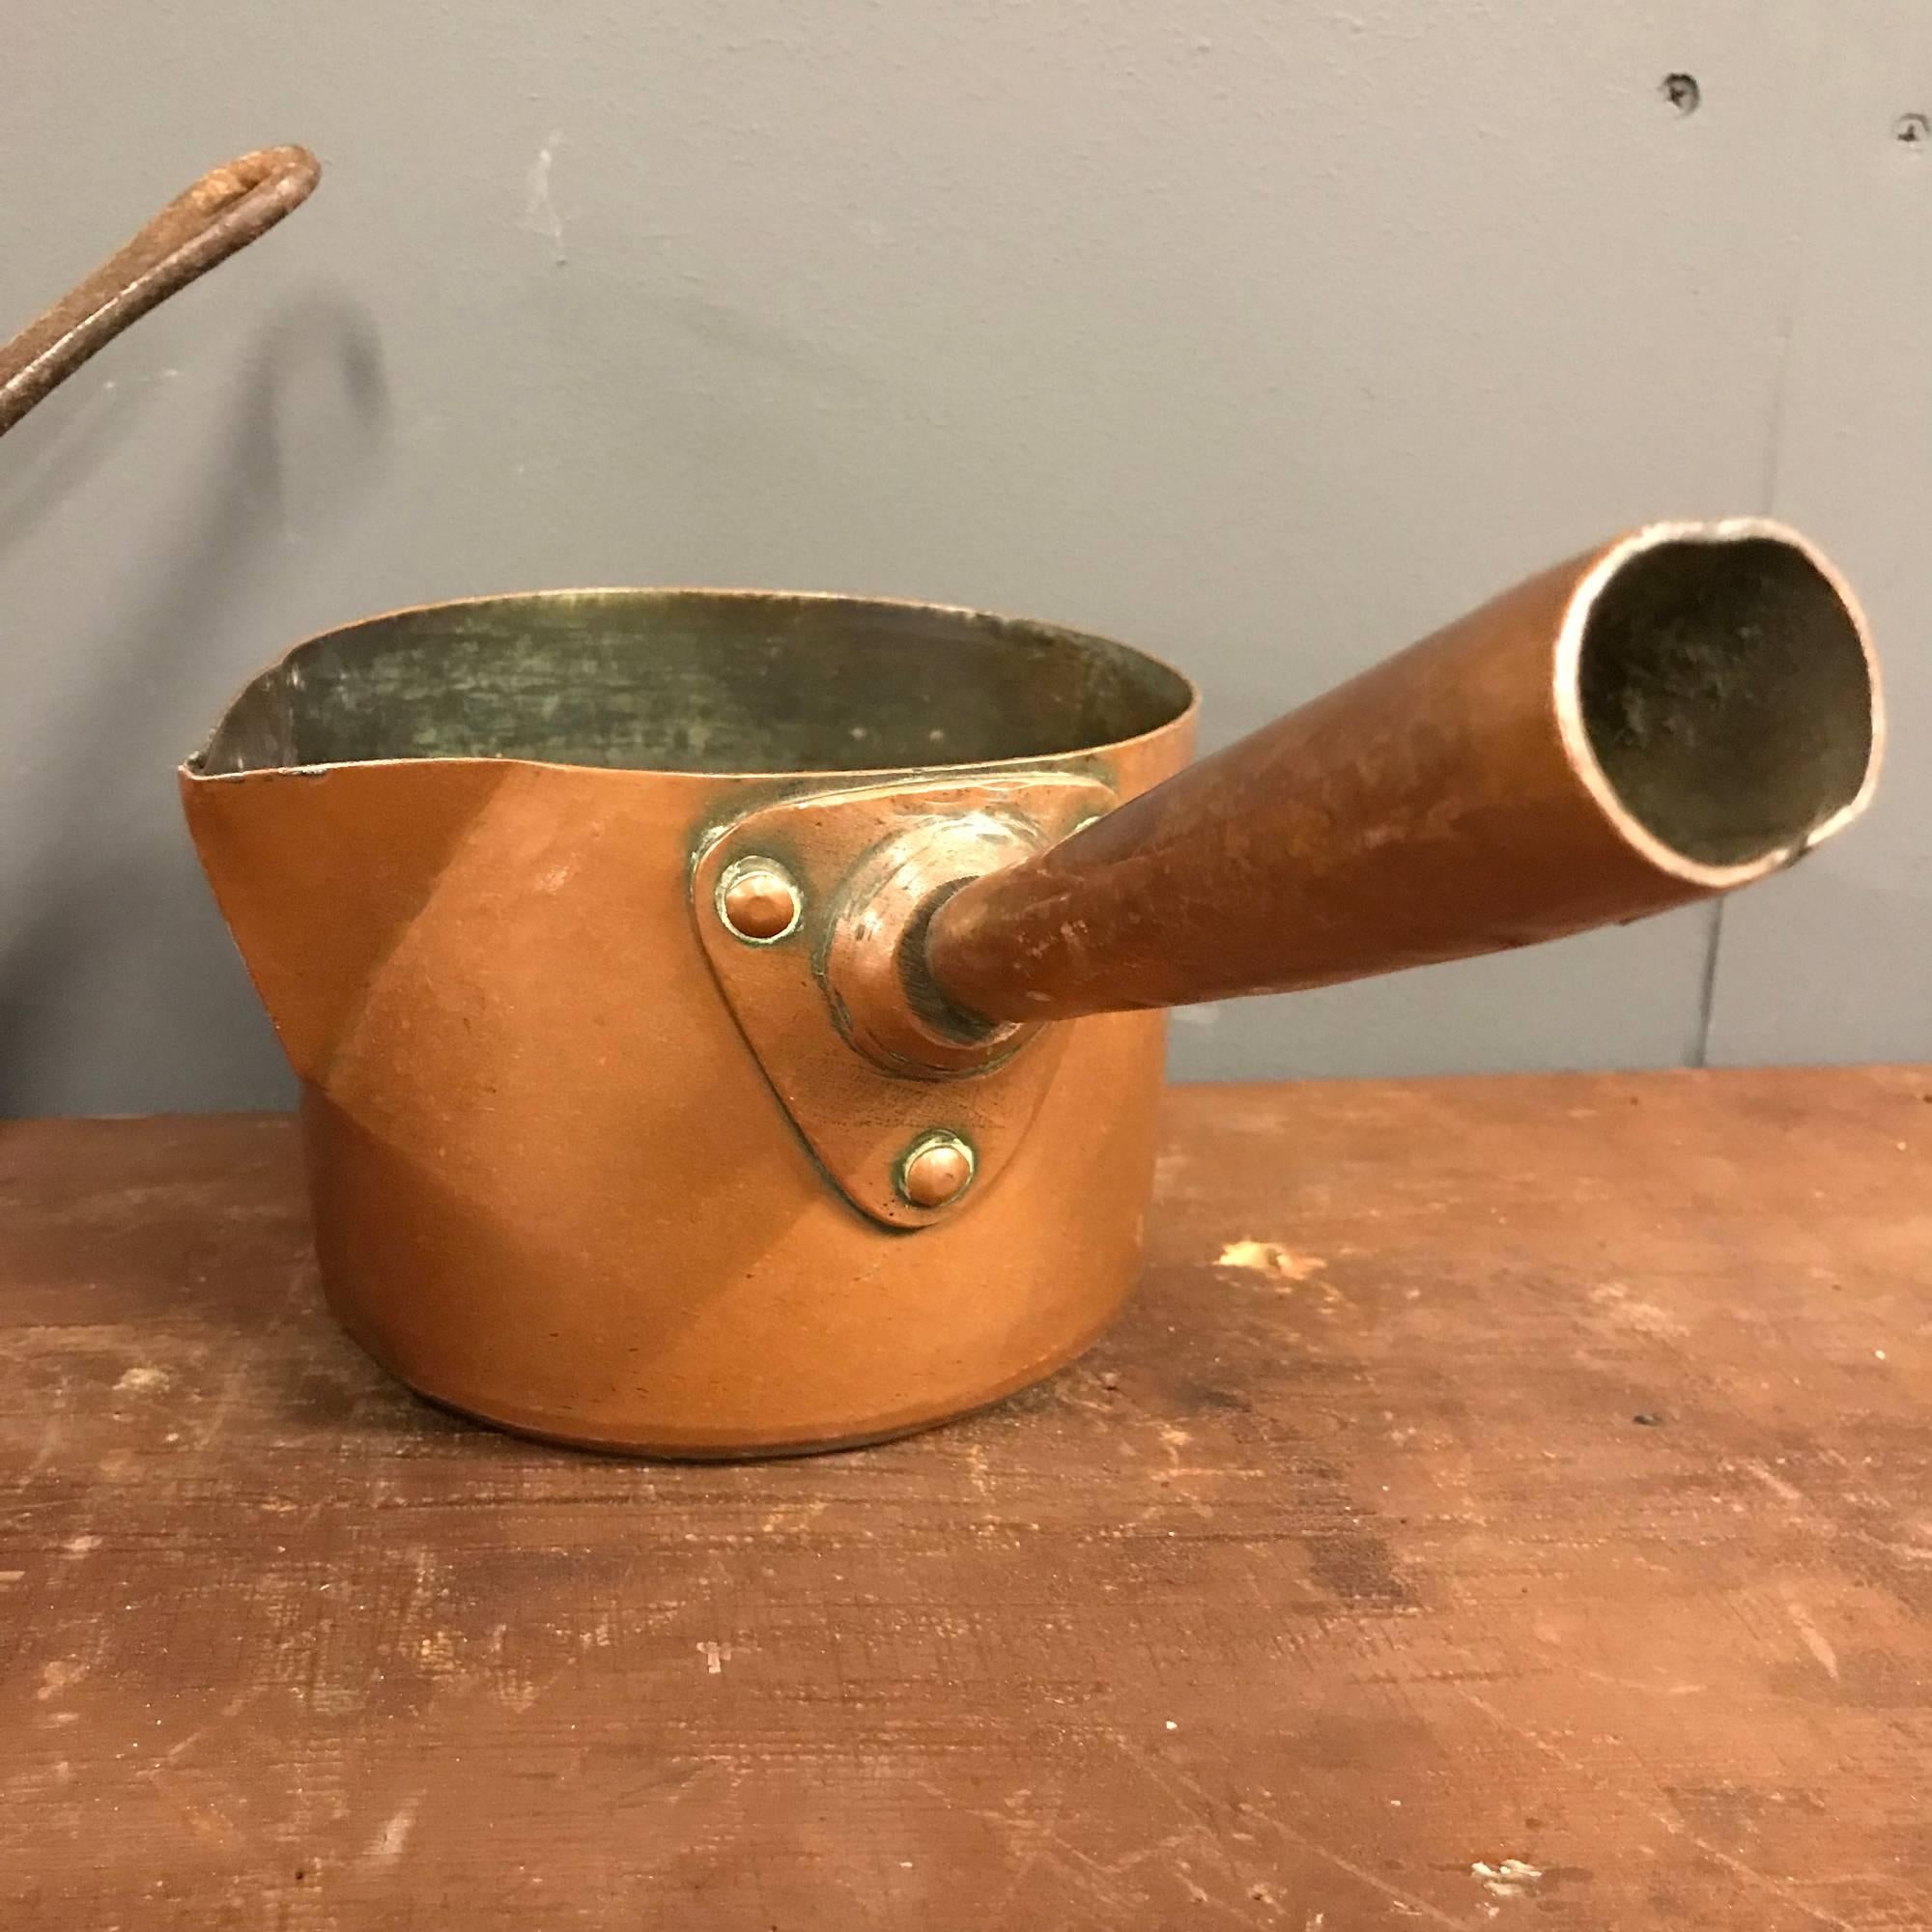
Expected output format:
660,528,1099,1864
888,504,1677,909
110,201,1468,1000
923,520,1882,1025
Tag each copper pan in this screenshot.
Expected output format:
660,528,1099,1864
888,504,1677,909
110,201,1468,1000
177,533,1879,1456
5,156,1884,1457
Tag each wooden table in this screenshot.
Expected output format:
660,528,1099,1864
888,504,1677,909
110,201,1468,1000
2,1068,1927,1929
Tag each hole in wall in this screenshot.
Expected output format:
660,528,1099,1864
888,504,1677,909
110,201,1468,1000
1661,72,1701,116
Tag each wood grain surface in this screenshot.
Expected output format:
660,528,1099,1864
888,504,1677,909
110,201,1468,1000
2,1068,1928,1929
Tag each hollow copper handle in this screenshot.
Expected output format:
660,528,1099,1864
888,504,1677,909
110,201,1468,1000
0,145,321,438
923,522,1883,1028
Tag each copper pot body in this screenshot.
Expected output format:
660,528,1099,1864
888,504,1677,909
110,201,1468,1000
182,525,1881,1458
182,592,1198,1455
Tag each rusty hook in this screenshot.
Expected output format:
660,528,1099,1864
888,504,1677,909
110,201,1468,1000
0,145,321,438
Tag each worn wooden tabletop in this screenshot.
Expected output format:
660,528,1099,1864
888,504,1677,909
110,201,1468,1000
2,1067,1928,1930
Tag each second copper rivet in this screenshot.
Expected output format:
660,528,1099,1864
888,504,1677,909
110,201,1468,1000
897,1132,977,1209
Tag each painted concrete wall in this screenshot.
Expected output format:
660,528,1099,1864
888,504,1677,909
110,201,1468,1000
2,2,1925,1112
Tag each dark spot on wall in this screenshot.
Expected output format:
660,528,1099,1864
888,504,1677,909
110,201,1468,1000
1662,72,1701,116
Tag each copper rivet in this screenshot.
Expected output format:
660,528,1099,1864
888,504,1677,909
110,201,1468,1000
718,860,802,944
897,1132,976,1210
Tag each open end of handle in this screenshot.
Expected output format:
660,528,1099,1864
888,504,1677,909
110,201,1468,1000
1559,522,1881,886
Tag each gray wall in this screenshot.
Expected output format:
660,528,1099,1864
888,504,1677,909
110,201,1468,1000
2,2,1925,1114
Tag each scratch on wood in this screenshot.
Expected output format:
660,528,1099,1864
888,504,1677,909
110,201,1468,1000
1454,1688,1865,1931
1780,1588,1841,1681
367,1796,419,1864
1106,1729,1477,1928
1738,1459,1805,1506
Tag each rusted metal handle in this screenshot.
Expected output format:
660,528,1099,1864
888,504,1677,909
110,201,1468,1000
923,520,1883,1028
0,145,320,438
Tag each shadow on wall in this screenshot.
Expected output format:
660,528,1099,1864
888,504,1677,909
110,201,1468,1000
0,378,154,562
0,292,389,1113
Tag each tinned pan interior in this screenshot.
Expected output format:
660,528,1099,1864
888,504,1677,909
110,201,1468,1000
189,589,1199,781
